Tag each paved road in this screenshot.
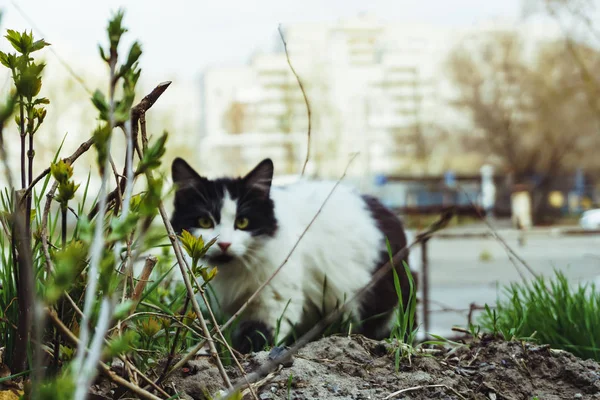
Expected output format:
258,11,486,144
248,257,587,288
407,227,600,339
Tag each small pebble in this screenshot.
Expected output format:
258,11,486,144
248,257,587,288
268,346,294,368
325,383,340,393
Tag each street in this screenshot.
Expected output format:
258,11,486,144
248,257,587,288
408,226,600,338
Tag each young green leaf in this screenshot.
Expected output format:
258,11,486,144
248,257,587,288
14,62,45,98
107,9,127,49
91,89,109,120
179,229,205,261
138,132,168,173
0,51,16,69
30,38,51,52
50,159,74,184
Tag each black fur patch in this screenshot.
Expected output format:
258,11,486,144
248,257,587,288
170,158,278,238
359,195,415,339
232,320,273,354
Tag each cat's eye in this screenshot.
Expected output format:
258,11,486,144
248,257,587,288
235,217,249,230
198,217,213,229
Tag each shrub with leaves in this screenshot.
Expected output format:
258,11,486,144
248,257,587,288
0,8,230,399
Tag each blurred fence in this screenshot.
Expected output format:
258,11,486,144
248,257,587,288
372,171,600,219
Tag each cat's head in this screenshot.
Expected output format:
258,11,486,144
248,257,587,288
170,158,278,265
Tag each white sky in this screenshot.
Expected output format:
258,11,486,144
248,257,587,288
1,0,524,83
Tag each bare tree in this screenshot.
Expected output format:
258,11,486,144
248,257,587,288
447,30,600,222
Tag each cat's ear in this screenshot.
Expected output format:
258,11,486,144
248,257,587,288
243,158,274,197
172,158,202,188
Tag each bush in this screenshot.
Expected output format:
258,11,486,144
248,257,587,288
0,9,228,399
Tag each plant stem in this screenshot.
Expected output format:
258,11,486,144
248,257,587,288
19,97,26,189
158,295,190,382
52,300,63,374
26,126,34,238
61,206,67,248
158,203,233,390
52,204,67,373
73,48,117,400
11,190,35,375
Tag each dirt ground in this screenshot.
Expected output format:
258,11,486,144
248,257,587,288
162,334,600,400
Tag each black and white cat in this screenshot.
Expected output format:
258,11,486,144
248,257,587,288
170,157,414,353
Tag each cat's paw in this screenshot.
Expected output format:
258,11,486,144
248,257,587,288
232,320,273,354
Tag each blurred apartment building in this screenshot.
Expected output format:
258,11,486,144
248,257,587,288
198,13,558,181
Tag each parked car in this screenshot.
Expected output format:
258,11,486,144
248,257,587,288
579,209,600,230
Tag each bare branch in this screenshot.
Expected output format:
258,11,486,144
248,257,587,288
131,81,172,120
385,384,467,400
157,202,233,390
88,81,172,220
40,181,59,273
130,80,231,389
278,26,312,176
191,274,259,400
74,49,120,400
22,137,95,201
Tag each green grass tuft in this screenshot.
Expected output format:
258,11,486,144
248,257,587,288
479,269,600,361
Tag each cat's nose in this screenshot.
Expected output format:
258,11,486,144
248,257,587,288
218,242,231,252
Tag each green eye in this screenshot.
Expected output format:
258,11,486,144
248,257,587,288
235,217,249,230
198,217,213,229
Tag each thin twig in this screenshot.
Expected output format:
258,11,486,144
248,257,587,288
109,155,124,214
88,81,171,220
22,137,95,201
278,25,311,176
158,202,233,390
115,119,135,263
156,295,191,383
26,111,35,238
384,384,466,399
131,256,158,302
73,140,112,392
131,81,172,121
190,272,258,400
40,181,59,273
132,80,231,389
457,184,537,278
80,298,112,387
19,96,26,189
73,49,119,400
